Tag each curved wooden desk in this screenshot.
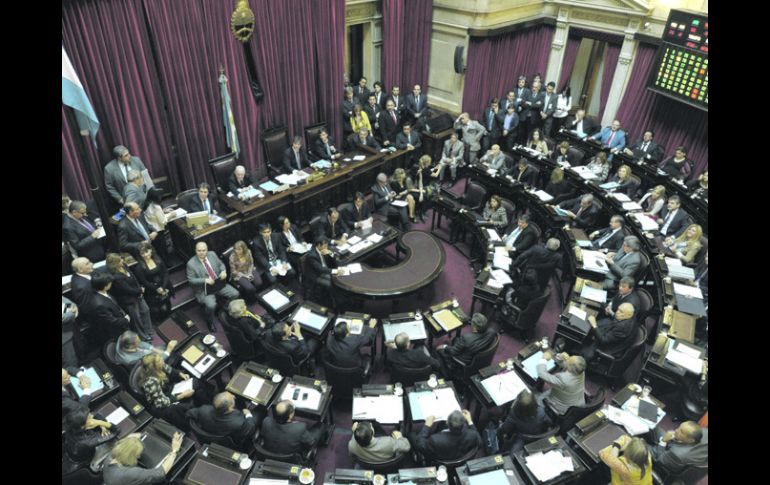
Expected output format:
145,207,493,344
333,230,446,299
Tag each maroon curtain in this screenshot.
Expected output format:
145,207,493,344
313,0,347,145
62,0,176,190
62,106,90,200
558,35,581,92
382,0,405,91
616,43,708,177
597,43,621,120
400,0,433,91
462,24,555,119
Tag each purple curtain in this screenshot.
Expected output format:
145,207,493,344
597,43,621,120
382,0,405,92
313,0,347,145
62,106,90,200
462,25,555,120
400,0,433,91
558,35,581,92
62,0,175,183
616,43,708,177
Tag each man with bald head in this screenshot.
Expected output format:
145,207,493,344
386,332,441,371
70,257,96,308
228,165,254,198
583,302,638,361
186,242,239,332
537,351,587,414
479,144,506,171
260,400,330,455
371,172,410,230
647,421,708,476
186,391,258,445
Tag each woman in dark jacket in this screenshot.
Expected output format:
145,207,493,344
107,253,154,341
63,408,116,472
134,242,174,322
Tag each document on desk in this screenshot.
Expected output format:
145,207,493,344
673,282,703,300
632,213,659,231
521,351,556,379
280,384,323,411
481,371,528,406
571,165,599,180
432,309,464,332
353,155,367,161
294,306,328,331
494,246,509,256
468,469,509,485
263,289,290,309
600,181,621,191
568,305,588,321
532,190,554,202
493,253,512,270
581,250,610,274
490,269,513,285
105,406,130,426
525,449,574,482
62,274,72,288
180,361,202,379
580,285,608,303
553,206,570,217
665,348,704,374
410,387,461,421
71,367,105,397
606,405,652,436
622,202,643,212
576,239,593,248
367,233,384,243
336,243,351,251
486,228,502,241
611,192,631,202
93,226,106,239
171,379,194,396
391,200,408,207
352,395,404,423
359,218,373,230
349,240,373,254
347,235,362,245
250,478,290,485
668,265,695,281
383,320,427,342
288,242,310,254
346,263,363,274
242,376,266,400
259,180,280,192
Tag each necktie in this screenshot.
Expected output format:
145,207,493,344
80,218,95,232
391,110,396,123
416,95,420,109
598,230,614,247
318,249,327,267
330,220,335,238
662,211,674,234
267,238,276,261
123,163,130,182
507,228,521,245
202,257,217,280
295,151,301,170
607,131,616,146
245,310,260,322
642,142,649,152
408,133,412,144
133,218,149,240
576,206,584,218
203,199,209,213
325,142,331,158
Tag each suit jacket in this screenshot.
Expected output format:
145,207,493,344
658,207,690,237
282,147,310,173
628,139,663,164
260,417,317,454
379,109,402,144
117,215,153,256
313,137,340,161
386,94,406,114
537,363,586,414
609,174,640,198
395,131,422,150
565,116,599,136
541,92,557,118
349,434,412,463
227,173,254,195
371,182,395,215
122,183,146,208
659,156,693,180
350,134,382,150
388,346,441,371
594,316,638,357
440,138,464,163
63,215,106,263
109,269,144,307
606,249,642,283
70,274,94,309
592,127,627,150
186,405,257,443
482,107,503,138
227,314,267,342
340,203,371,229
188,195,217,214
608,291,642,315
560,197,601,230
278,225,304,252
103,157,147,204
480,152,506,170
89,292,130,339
514,166,538,186
314,216,350,240
405,93,428,119
353,85,371,104
342,99,357,123
513,86,531,115
270,335,311,363
363,102,382,126
62,385,91,417
324,327,375,368
499,97,517,113
504,224,538,254
252,234,289,271
500,402,551,452
444,330,496,365
304,247,335,287
186,253,227,299
592,227,625,251
550,149,578,166
526,90,545,121
650,429,709,476
416,423,481,461
454,120,487,151
513,244,563,289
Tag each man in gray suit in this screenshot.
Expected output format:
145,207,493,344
186,242,239,332
454,112,486,165
603,235,643,290
537,351,586,414
648,421,708,477
437,132,464,186
122,170,147,208
479,144,506,171
103,145,147,208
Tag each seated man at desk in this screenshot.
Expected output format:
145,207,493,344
646,421,708,477
565,109,599,138
479,143,506,171
188,182,218,215
503,214,539,256
252,223,296,286
349,421,411,464
499,389,552,453
282,136,310,173
323,319,377,369
261,400,330,455
269,320,320,366
554,194,601,230
582,303,638,361
315,207,350,246
118,202,158,259
511,238,563,290
386,332,442,371
437,313,496,374
102,432,184,485
186,391,258,446
623,130,663,165
395,122,423,165
602,236,643,290
350,127,382,150
371,172,410,231
536,351,586,414
115,330,178,366
589,215,626,252
228,165,254,199
186,242,240,332
604,277,641,318
437,132,465,186
62,367,95,416
414,410,481,461
305,236,347,299
591,119,626,153
513,158,538,186
656,196,691,238
340,192,372,230
313,129,343,161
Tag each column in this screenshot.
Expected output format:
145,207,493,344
601,32,637,126
544,8,570,87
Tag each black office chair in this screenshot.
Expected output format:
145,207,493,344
262,340,313,377
518,424,561,445
127,362,151,407
61,465,102,485
568,146,585,165
652,462,708,485
176,189,200,212
636,252,651,287
589,326,647,390
499,287,551,342
352,451,409,474
189,419,246,452
424,442,480,481
217,309,262,364
628,174,642,199
459,181,487,211
321,357,368,402
102,340,131,386
499,197,516,224
390,363,433,388
546,387,606,435
261,126,290,177
304,122,327,161
209,155,237,194
451,335,500,391
634,288,658,344
690,236,708,268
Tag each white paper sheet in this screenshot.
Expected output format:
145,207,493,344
294,307,328,331
105,406,130,426
606,405,653,435
481,371,528,406
391,200,408,207
611,192,631,202
632,213,659,231
171,379,194,395
383,320,427,342
353,155,366,161
367,233,384,243
490,269,512,285
280,384,323,411
493,254,512,269
347,235,362,245
665,349,704,374
346,263,363,274
568,305,588,320
622,202,643,211
262,289,290,309
580,285,608,303
581,250,610,274
359,218,373,230
525,450,575,482
243,376,266,400
532,190,554,202
665,257,682,267
673,282,703,299
180,361,201,379
250,478,289,485
352,395,404,423
412,387,461,421
486,228,502,241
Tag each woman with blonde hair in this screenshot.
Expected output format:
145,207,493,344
599,436,652,485
545,167,574,203
609,164,640,198
406,155,434,222
527,128,550,156
229,240,262,303
390,167,417,222
585,151,611,182
664,224,703,264
106,253,154,341
350,104,372,135
103,431,184,484
639,185,666,216
140,353,211,429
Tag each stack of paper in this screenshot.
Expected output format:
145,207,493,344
106,407,130,426
481,371,528,406
280,384,322,411
259,181,280,192
239,187,262,199
622,202,643,211
391,200,408,207
525,450,575,482
665,347,704,374
606,405,652,435
580,285,608,303
571,166,599,180
352,395,404,423
275,173,301,185
367,233,384,243
294,307,328,331
485,228,501,241
632,213,659,231
490,269,512,285
568,305,588,320
432,309,463,332
581,250,610,274
346,263,363,274
70,368,105,397
359,218,373,230
493,253,512,269
521,351,555,379
335,243,351,251
673,282,703,300
353,155,367,161
347,235,362,245
263,289,290,309
171,379,194,396
600,181,621,191
242,376,266,400
494,246,509,256
349,239,374,254
532,190,554,202
410,387,461,421
383,320,427,341
611,192,631,202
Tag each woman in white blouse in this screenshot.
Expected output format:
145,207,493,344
585,151,611,182
639,185,666,217
553,87,572,133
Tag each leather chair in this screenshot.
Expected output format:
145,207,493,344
262,340,312,377
261,126,290,177
127,362,151,407
102,340,132,386
176,189,200,212
544,137,556,153
208,155,237,194
450,335,500,391
499,198,516,225
546,387,606,435
352,450,409,474
253,434,317,467
424,442,480,481
217,309,262,364
589,326,647,390
568,146,585,165
189,419,245,452
390,363,433,388
460,181,487,211
321,357,368,401
500,287,551,342
518,424,560,445
652,462,708,485
628,174,642,199
304,122,327,161
690,236,707,268
61,466,102,485
633,288,657,344
635,252,651,285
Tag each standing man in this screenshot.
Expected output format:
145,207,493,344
122,170,147,208
405,84,429,131
104,145,147,209
186,242,240,332
481,98,504,152
63,200,106,263
386,85,406,116
540,82,558,137
363,94,383,132
454,112,486,165
117,202,157,258
513,76,532,144
524,80,545,134
353,77,371,104
500,103,520,152
379,99,401,147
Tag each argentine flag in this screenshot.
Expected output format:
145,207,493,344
62,45,100,142
219,72,240,157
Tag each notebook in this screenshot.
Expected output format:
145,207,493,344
637,399,659,422
182,345,205,365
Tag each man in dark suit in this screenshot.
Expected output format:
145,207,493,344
481,98,504,152
323,319,377,369
117,202,158,258
513,159,538,187
623,130,663,165
523,80,545,137
386,332,441,371
415,410,481,461
349,127,382,151
313,129,343,161
103,145,147,209
556,194,601,230
252,223,296,286
386,85,406,116
512,238,563,290
314,207,350,246
268,321,319,365
565,109,599,138
513,77,531,140
372,81,387,108
340,192,372,230
500,103,520,151
61,368,93,417
304,236,347,298
583,302,638,361
503,214,538,256
228,165,254,198
656,196,690,237
590,215,626,252
282,136,310,173
260,400,329,455
604,277,642,318
438,313,496,373
405,84,429,131
70,257,96,308
539,82,558,137
63,200,106,263
88,273,131,341
647,421,708,477
603,236,644,290
188,183,218,214
371,172,410,231
186,391,258,445
379,99,402,147
363,94,383,132
499,90,517,113
551,141,579,166
352,77,371,104
394,123,422,165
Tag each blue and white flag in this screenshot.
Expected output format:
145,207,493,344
62,45,100,142
219,72,240,157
